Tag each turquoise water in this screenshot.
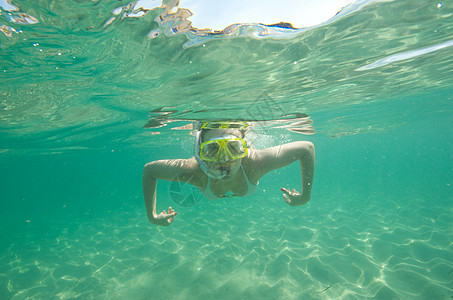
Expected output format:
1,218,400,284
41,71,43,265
1,0,453,299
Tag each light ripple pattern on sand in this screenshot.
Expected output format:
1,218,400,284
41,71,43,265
1,192,452,299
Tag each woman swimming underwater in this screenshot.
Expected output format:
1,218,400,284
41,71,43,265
143,122,315,226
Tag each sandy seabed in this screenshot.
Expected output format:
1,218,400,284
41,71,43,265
1,193,452,300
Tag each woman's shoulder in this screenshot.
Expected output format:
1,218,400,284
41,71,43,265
242,151,262,183
174,157,206,186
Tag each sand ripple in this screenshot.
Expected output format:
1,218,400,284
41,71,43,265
0,194,452,299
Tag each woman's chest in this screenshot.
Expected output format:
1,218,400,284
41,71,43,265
210,177,247,197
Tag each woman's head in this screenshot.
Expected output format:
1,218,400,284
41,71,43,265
194,128,248,180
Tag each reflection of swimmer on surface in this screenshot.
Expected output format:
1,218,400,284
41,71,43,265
143,121,315,226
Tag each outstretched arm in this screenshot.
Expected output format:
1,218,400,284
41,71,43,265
251,141,315,206
143,158,200,226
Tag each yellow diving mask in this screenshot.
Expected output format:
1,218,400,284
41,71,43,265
199,136,248,162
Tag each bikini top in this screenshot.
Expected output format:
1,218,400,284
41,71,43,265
201,165,258,200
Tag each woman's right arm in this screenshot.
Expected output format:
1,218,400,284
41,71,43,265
143,162,177,226
143,158,201,226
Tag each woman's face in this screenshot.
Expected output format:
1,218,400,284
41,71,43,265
202,129,244,181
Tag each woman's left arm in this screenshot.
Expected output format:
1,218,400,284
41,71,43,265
250,141,315,206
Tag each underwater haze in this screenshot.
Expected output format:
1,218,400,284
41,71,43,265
1,0,453,299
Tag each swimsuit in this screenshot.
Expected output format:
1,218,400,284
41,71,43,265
201,165,258,200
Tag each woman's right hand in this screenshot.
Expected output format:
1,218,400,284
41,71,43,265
151,207,177,226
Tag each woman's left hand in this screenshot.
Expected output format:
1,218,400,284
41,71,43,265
281,188,309,206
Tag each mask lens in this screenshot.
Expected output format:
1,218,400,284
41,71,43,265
201,141,220,160
227,140,245,157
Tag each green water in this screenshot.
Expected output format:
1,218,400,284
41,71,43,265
1,0,453,299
